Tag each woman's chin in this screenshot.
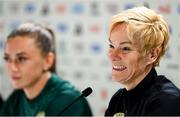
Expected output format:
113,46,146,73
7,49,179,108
12,84,22,89
112,75,125,83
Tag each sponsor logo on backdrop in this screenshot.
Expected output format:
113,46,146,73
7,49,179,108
90,2,99,16
106,3,118,15
71,3,84,14
41,3,50,16
8,2,20,14
55,4,67,14
159,4,171,14
124,3,136,10
89,24,101,33
74,23,83,36
24,2,36,14
91,43,101,54
57,23,68,33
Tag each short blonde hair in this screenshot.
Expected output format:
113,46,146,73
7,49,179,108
109,6,169,66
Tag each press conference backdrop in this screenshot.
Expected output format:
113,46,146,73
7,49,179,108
0,0,180,115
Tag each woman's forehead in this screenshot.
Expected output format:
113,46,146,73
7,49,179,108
5,37,40,53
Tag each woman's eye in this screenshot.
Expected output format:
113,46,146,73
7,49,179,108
17,57,26,63
3,56,9,62
109,44,114,48
120,47,133,53
122,47,131,51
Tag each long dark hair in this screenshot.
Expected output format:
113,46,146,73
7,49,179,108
7,23,56,73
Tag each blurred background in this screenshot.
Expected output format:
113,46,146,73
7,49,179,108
0,0,180,115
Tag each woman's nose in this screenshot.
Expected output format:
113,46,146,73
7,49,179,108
108,49,122,61
8,61,18,72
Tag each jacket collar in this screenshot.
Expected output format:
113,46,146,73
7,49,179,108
124,68,157,96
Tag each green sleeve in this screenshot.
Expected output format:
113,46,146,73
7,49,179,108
0,90,20,116
0,103,10,115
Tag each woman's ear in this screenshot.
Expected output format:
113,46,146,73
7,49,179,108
44,52,55,71
147,47,161,65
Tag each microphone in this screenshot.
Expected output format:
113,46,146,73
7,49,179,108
58,87,93,115
81,87,93,97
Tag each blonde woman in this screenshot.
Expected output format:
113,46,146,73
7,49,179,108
105,7,180,116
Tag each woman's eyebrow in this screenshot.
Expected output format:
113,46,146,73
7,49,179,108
119,41,132,46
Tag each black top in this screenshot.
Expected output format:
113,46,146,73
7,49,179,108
0,95,3,110
105,68,180,116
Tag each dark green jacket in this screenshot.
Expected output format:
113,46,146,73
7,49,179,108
0,74,92,116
